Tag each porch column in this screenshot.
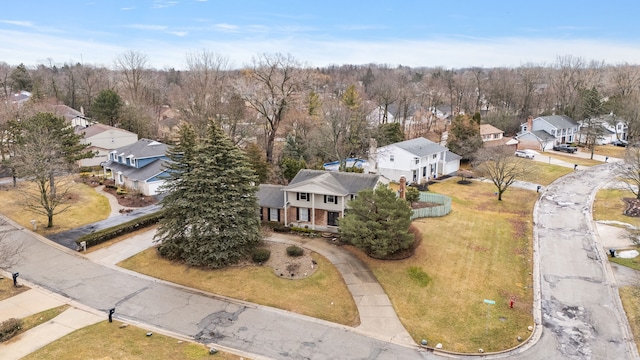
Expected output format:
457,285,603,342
283,191,288,226
311,194,315,230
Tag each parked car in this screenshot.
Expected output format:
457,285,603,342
515,150,535,159
611,139,628,147
553,144,578,153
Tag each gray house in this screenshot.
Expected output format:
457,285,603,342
516,115,580,151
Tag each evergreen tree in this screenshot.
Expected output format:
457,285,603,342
244,142,269,183
156,121,262,268
339,185,414,258
91,89,123,126
447,114,483,161
10,63,32,92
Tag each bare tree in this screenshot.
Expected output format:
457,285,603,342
178,50,230,138
115,50,149,105
619,147,640,199
238,53,305,163
473,146,532,201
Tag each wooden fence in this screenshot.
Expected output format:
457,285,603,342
410,192,452,220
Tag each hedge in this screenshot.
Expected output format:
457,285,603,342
75,211,164,248
0,318,22,342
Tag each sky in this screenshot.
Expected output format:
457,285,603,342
2,0,640,70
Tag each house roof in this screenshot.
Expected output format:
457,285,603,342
516,130,556,141
480,124,503,135
482,136,518,147
52,104,86,122
536,115,578,129
391,137,448,157
445,151,462,161
77,123,136,139
287,169,380,196
257,184,285,208
104,158,168,182
111,138,168,159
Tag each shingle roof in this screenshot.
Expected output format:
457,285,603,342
392,137,448,157
112,138,168,159
480,124,503,135
287,170,380,195
257,184,285,208
103,159,167,182
537,115,578,129
79,123,136,139
445,151,462,161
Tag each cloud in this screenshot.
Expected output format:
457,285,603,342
125,24,169,31
214,23,238,31
167,31,188,37
120,7,135,11
0,20,34,28
152,1,179,9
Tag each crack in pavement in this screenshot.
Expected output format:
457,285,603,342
194,305,247,342
543,274,603,289
542,297,595,359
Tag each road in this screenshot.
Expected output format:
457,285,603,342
3,160,639,359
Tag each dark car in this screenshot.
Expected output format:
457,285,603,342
611,139,628,147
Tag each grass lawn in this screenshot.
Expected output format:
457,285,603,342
592,145,627,159
21,320,242,360
593,188,640,227
0,277,29,301
354,179,537,352
542,151,602,167
518,162,573,186
0,179,110,237
619,286,640,354
118,248,359,326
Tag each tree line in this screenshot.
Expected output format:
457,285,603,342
2,52,640,182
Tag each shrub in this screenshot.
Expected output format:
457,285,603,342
407,266,431,287
0,318,22,342
76,211,164,248
286,245,304,257
116,187,128,195
405,186,420,202
252,248,271,263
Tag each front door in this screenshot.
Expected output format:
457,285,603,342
327,211,340,226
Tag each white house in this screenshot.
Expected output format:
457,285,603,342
370,137,460,184
77,123,138,167
516,115,580,151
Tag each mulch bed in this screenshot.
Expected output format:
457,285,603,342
623,198,640,217
411,201,440,210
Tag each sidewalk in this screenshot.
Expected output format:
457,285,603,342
0,287,103,360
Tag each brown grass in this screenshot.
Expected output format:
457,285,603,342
0,277,29,300
356,179,537,352
594,188,640,227
0,179,110,237
118,247,359,326
593,145,627,159
619,286,640,355
21,320,243,360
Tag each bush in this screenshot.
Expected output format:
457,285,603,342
252,248,271,263
76,211,164,248
286,245,304,257
405,186,420,202
0,318,22,342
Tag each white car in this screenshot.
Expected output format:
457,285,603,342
514,150,535,159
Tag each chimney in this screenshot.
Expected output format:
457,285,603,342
399,176,406,199
368,138,378,174
527,116,533,132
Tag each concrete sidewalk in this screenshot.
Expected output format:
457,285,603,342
0,307,103,360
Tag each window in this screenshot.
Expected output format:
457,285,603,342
269,208,279,222
390,154,394,162
298,207,309,221
414,157,419,165
325,195,338,204
432,154,437,159
422,166,427,177
133,181,138,190
118,173,123,183
297,192,309,201
259,208,264,221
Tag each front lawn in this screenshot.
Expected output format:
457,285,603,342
593,188,640,227
118,247,358,326
0,180,110,236
22,320,241,360
518,162,573,186
355,180,537,352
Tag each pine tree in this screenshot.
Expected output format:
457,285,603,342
156,121,262,268
339,185,414,258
